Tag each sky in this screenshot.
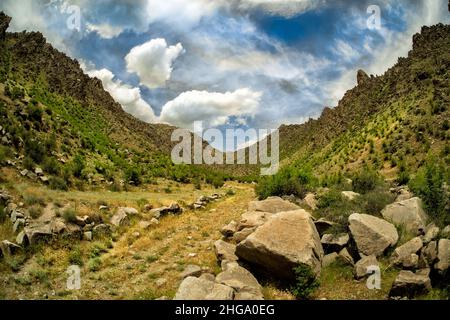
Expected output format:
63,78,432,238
0,0,449,150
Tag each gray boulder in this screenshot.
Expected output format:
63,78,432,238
435,239,450,274
1,240,22,255
342,191,360,201
237,211,273,231
248,196,299,213
216,264,264,300
381,197,428,234
420,241,437,267
338,248,355,266
349,213,398,257
233,227,256,243
354,255,379,279
92,224,112,238
221,220,238,238
214,240,238,263
321,233,349,253
423,223,440,244
389,270,431,298
24,225,53,245
174,277,234,300
322,253,339,267
180,264,203,279
236,209,323,280
110,210,129,227
391,237,423,269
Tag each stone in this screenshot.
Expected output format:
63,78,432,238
233,227,256,243
236,209,323,280
20,169,29,176
421,241,437,267
357,69,369,85
5,203,17,215
354,255,379,279
441,225,450,238
322,253,339,267
16,231,28,246
40,176,49,183
180,265,202,279
92,224,112,238
237,211,272,231
155,278,167,288
216,264,264,300
24,225,53,245
389,270,431,298
149,203,182,218
174,277,234,300
435,239,450,274
138,221,151,229
1,240,22,255
110,210,129,227
214,240,238,262
423,224,440,244
314,218,335,236
83,231,93,241
342,191,361,201
199,273,216,282
10,210,24,223
321,233,349,253
349,213,398,257
338,248,355,266
99,205,109,211
34,167,43,176
381,197,428,234
13,218,25,233
391,237,423,268
118,207,139,216
303,193,318,210
221,220,238,238
248,196,300,213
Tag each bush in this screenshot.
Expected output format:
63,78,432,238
0,204,6,222
124,166,141,185
62,208,77,223
28,206,43,219
24,136,46,164
317,189,342,209
361,190,395,216
352,169,380,194
291,264,319,300
68,247,83,266
24,194,46,207
42,157,60,175
23,156,35,170
71,154,85,178
88,258,102,272
49,176,68,191
0,146,9,165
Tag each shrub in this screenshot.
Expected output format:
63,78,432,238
24,194,46,207
42,157,60,175
125,166,141,185
68,247,83,266
317,189,342,209
291,264,319,300
352,169,380,194
49,176,68,191
71,154,85,178
23,156,35,170
361,190,395,216
0,146,9,165
0,204,5,222
62,208,77,223
24,137,46,164
88,258,102,272
28,206,43,219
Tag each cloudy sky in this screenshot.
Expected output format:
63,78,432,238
1,0,449,150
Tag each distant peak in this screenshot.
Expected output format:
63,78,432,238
356,69,369,86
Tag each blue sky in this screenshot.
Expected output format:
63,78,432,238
1,0,449,150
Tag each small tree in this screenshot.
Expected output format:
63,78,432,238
291,264,320,300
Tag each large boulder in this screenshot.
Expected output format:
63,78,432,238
423,224,440,244
237,211,272,231
236,209,323,280
92,224,112,238
389,270,431,298
435,239,450,274
349,213,398,257
391,237,423,269
381,197,428,234
216,264,264,300
420,241,438,267
118,207,139,216
248,197,299,213
174,277,234,300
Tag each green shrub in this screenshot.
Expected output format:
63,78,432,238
24,194,46,207
28,206,43,219
62,208,77,223
352,169,380,194
68,247,83,266
49,176,68,191
24,137,46,164
0,146,10,164
71,154,85,178
0,204,5,222
124,166,141,185
88,258,102,272
361,190,395,216
23,156,35,170
42,157,60,175
291,264,319,300
317,189,342,209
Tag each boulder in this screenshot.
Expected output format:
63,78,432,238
150,203,182,218
214,240,238,263
248,196,299,213
303,193,318,210
321,233,349,253
92,224,112,238
389,270,431,298
391,237,423,269
237,211,272,231
180,264,203,279
16,231,28,246
174,277,234,300
349,213,398,257
435,239,450,274
83,231,93,241
118,207,139,216
110,210,129,227
420,241,437,267
13,218,25,233
236,209,323,280
314,218,335,236
10,210,24,223
338,248,355,266
354,255,379,279
381,197,428,234
423,224,440,244
216,264,264,300
24,225,53,245
233,227,256,243
221,220,238,238
1,240,22,255
342,191,361,201
322,253,339,267
441,225,450,239
5,203,17,216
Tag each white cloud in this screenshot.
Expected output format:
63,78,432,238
159,89,262,129
85,68,157,123
234,0,320,17
125,38,184,89
86,23,124,39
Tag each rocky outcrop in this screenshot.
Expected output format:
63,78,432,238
149,203,182,219
236,209,323,280
110,210,130,227
381,197,428,234
248,197,299,213
349,213,398,257
389,270,431,298
357,69,370,85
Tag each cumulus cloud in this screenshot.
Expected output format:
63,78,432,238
85,68,157,123
86,23,124,39
159,89,262,129
125,38,184,89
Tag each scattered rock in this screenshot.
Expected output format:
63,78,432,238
20,169,28,177
423,224,440,244
248,196,300,213
155,278,167,288
16,231,28,246
83,231,92,241
303,193,318,210
342,191,361,201
150,203,182,218
338,248,355,266
118,207,139,216
10,210,24,223
322,253,339,267
354,255,379,279
314,218,335,236
349,213,398,257
214,240,238,263
233,227,256,243
13,218,25,233
435,239,450,274
110,210,129,227
236,209,323,280
180,264,202,279
221,220,238,238
441,225,450,239
24,225,53,245
391,237,423,269
92,224,112,238
381,197,428,234
321,233,349,253
34,167,43,176
99,205,109,211
1,240,22,255
216,264,264,300
420,241,437,267
389,270,431,298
